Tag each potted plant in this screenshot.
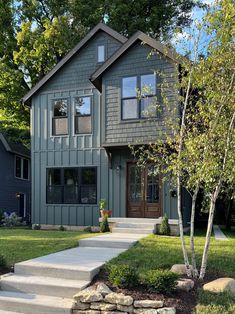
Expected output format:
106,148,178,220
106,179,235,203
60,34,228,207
99,199,112,217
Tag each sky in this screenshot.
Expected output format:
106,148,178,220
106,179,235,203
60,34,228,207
172,0,216,57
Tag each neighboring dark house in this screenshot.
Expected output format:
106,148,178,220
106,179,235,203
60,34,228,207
22,23,191,229
0,133,31,220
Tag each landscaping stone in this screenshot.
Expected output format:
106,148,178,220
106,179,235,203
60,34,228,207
73,311,100,314
105,292,133,306
74,290,103,303
203,278,235,294
102,312,128,314
134,300,163,308
90,302,116,310
73,301,90,310
134,309,159,314
117,304,134,312
156,308,176,314
176,278,194,292
170,264,192,275
96,283,112,296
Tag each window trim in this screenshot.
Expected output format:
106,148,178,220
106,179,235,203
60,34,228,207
15,155,30,181
52,98,69,136
73,95,93,135
121,73,159,121
46,167,97,205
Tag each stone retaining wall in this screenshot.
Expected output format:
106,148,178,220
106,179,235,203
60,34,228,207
72,283,175,314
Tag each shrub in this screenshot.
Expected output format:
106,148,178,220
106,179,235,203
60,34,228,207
59,225,66,231
108,264,138,288
99,199,107,210
194,304,235,314
100,215,110,233
33,224,41,230
0,209,4,225
159,215,170,235
141,269,178,293
84,226,92,232
0,254,6,267
2,212,22,228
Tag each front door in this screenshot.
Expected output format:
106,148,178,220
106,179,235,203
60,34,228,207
127,163,162,218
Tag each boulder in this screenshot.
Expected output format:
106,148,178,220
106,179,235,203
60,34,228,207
73,301,90,310
176,278,194,292
170,264,192,275
74,290,103,303
73,311,100,314
90,302,116,311
157,308,176,314
203,278,235,294
96,282,112,296
105,292,133,306
134,309,159,314
117,304,134,313
134,300,164,308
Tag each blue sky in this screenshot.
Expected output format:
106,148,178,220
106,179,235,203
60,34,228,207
172,0,216,57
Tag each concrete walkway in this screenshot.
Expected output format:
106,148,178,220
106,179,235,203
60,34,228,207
0,232,147,314
213,225,228,241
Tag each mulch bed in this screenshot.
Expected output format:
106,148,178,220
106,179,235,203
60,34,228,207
0,266,12,276
92,269,222,314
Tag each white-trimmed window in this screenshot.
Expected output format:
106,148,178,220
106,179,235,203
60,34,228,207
74,96,92,134
15,156,29,180
97,45,105,63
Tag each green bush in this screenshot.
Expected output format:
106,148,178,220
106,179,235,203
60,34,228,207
84,226,92,232
59,225,66,231
33,224,41,230
195,304,235,314
2,212,22,227
0,254,6,267
141,269,178,293
0,209,4,225
159,215,170,235
108,264,138,288
100,215,110,233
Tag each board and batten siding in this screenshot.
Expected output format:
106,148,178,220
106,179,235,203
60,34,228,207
31,30,123,226
102,42,179,146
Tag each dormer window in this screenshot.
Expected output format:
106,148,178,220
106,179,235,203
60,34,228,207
97,45,105,63
52,99,68,136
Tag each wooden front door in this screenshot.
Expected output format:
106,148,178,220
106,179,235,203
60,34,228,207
127,163,162,218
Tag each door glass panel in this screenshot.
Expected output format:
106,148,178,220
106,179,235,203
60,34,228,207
147,165,159,203
129,165,142,202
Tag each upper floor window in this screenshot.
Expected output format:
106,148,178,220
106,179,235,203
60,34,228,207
46,167,97,204
74,96,92,134
121,74,158,120
97,45,105,63
52,99,68,136
15,156,29,180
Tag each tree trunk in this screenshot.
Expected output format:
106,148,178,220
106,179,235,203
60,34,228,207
190,183,200,278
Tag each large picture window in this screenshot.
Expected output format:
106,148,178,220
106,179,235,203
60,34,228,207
15,156,29,180
52,99,68,135
121,74,159,120
46,167,97,204
74,96,92,134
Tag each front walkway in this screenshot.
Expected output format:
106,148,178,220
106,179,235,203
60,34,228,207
0,232,147,314
213,225,228,241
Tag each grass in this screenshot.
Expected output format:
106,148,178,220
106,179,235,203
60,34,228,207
0,227,98,267
106,227,235,313
106,228,235,277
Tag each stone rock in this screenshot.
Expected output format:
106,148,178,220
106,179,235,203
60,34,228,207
170,264,192,275
203,278,235,294
134,309,159,314
117,304,134,313
157,308,176,314
73,301,90,310
176,278,194,292
102,312,128,314
74,290,103,303
134,300,164,308
90,302,116,311
96,282,112,296
105,292,133,306
73,311,100,314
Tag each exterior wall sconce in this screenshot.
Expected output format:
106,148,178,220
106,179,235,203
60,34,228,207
16,192,20,199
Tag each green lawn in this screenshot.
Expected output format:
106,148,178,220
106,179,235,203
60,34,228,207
0,227,98,267
106,228,235,314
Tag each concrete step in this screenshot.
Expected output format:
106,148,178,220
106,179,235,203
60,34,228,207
0,273,89,298
14,247,125,281
0,291,73,314
0,311,24,314
107,217,161,224
112,227,155,234
79,233,146,249
115,222,156,229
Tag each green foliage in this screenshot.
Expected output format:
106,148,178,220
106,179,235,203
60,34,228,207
0,209,4,225
99,199,107,210
195,304,235,314
197,289,235,307
100,215,110,233
84,226,92,232
59,225,66,231
0,254,6,267
107,264,138,288
2,212,22,228
141,269,178,293
159,215,171,235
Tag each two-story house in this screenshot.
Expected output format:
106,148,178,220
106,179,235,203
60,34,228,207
0,133,31,221
22,23,191,231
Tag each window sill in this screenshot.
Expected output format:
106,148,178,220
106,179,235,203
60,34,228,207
119,117,160,124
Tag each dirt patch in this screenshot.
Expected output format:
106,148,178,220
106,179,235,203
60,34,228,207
92,269,220,314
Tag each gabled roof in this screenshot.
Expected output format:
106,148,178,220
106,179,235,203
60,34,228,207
0,133,30,158
90,31,180,91
22,23,127,105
